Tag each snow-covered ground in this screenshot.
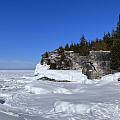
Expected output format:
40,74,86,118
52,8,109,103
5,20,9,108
0,69,120,120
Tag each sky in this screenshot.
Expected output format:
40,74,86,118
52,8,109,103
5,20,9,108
0,0,120,70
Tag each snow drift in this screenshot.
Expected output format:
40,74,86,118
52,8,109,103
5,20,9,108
53,101,91,114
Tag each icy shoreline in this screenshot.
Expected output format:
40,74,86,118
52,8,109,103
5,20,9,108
34,63,94,84
34,63,120,84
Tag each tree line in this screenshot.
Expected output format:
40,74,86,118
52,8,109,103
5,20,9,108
59,32,111,56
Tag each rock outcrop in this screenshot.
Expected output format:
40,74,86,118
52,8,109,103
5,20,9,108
41,50,113,79
82,51,112,79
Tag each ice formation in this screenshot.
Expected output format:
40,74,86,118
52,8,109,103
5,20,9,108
34,63,93,83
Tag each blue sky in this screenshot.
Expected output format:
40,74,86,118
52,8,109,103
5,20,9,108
0,0,120,69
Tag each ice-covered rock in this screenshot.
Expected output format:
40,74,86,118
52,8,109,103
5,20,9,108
34,63,50,76
34,63,91,83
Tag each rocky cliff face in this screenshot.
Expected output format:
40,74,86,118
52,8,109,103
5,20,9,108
41,50,113,79
82,51,112,79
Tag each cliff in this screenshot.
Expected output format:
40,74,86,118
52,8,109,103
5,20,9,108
41,50,113,79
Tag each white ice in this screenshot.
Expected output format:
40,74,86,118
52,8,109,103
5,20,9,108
0,68,120,120
35,64,93,83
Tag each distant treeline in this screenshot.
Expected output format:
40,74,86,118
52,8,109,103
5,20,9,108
43,15,120,70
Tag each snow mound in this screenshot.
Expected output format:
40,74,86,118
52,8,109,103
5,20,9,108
25,83,72,94
53,101,91,114
53,88,72,94
25,84,50,94
34,64,93,83
91,103,120,119
53,101,120,119
97,72,120,86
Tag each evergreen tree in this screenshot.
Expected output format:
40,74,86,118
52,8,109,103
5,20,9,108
103,32,112,50
96,38,99,43
85,41,90,55
112,28,115,38
58,46,64,53
90,40,95,50
116,14,120,40
64,43,69,51
80,34,86,46
41,58,43,65
110,41,120,70
69,43,74,51
43,52,48,58
74,43,79,53
110,14,120,70
73,43,76,51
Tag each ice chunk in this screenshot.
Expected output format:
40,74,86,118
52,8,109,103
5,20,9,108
53,88,72,94
25,84,50,94
53,101,91,114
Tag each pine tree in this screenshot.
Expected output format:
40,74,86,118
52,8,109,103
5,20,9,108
80,34,86,46
73,43,79,53
43,52,48,58
110,14,120,70
58,46,64,53
90,40,95,50
64,43,69,51
73,43,76,51
69,43,74,51
103,32,112,50
116,14,120,40
41,58,44,65
110,41,120,70
96,38,99,43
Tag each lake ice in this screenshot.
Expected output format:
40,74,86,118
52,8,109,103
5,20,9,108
0,70,120,120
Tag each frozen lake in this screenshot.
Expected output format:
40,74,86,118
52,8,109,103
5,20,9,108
0,70,120,120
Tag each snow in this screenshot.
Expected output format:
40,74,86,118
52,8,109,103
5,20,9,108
97,72,120,86
90,50,111,53
35,64,120,85
25,81,72,94
25,84,50,94
0,70,120,119
34,64,92,83
53,101,91,114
